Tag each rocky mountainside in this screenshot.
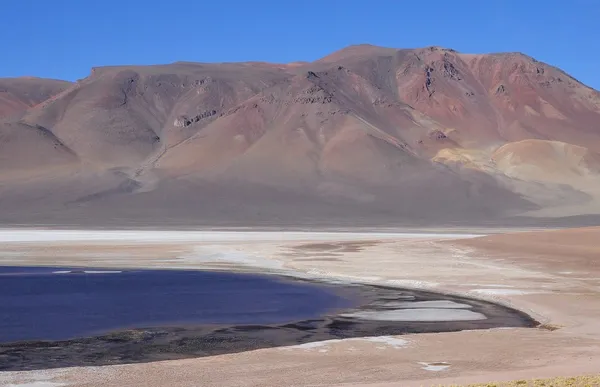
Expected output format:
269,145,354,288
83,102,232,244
0,77,72,118
1,45,600,226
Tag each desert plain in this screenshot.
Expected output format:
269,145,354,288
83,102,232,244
0,226,598,387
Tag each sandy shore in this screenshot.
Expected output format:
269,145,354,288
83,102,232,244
1,228,599,386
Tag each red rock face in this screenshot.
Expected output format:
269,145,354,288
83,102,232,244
1,45,600,225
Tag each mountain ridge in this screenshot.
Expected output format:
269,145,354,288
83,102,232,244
1,44,599,226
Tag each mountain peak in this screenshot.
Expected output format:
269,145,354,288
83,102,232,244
2,45,600,225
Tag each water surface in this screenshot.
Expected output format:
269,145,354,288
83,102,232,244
0,266,354,342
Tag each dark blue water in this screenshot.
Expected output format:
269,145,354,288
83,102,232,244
0,266,355,343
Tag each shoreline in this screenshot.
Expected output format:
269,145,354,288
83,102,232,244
0,229,547,338
0,248,545,327
1,228,599,386
0,265,537,371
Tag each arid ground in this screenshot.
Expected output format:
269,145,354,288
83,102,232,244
0,226,599,387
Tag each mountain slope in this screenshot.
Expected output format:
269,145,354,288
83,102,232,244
20,63,291,167
320,45,600,151
0,77,71,118
2,45,600,226
0,121,78,178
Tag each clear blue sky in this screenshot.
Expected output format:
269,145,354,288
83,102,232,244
3,0,599,89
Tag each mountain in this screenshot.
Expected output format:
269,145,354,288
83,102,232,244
0,77,72,118
1,45,600,227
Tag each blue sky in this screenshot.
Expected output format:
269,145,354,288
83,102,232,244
3,0,599,89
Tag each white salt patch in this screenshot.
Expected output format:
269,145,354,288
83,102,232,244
385,279,439,288
304,270,380,282
342,309,487,322
383,300,472,309
468,284,515,288
471,289,530,296
289,340,335,349
0,230,482,243
418,362,451,372
6,383,66,387
317,278,350,285
52,270,122,274
283,336,409,351
0,370,69,387
361,336,408,348
181,249,283,269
